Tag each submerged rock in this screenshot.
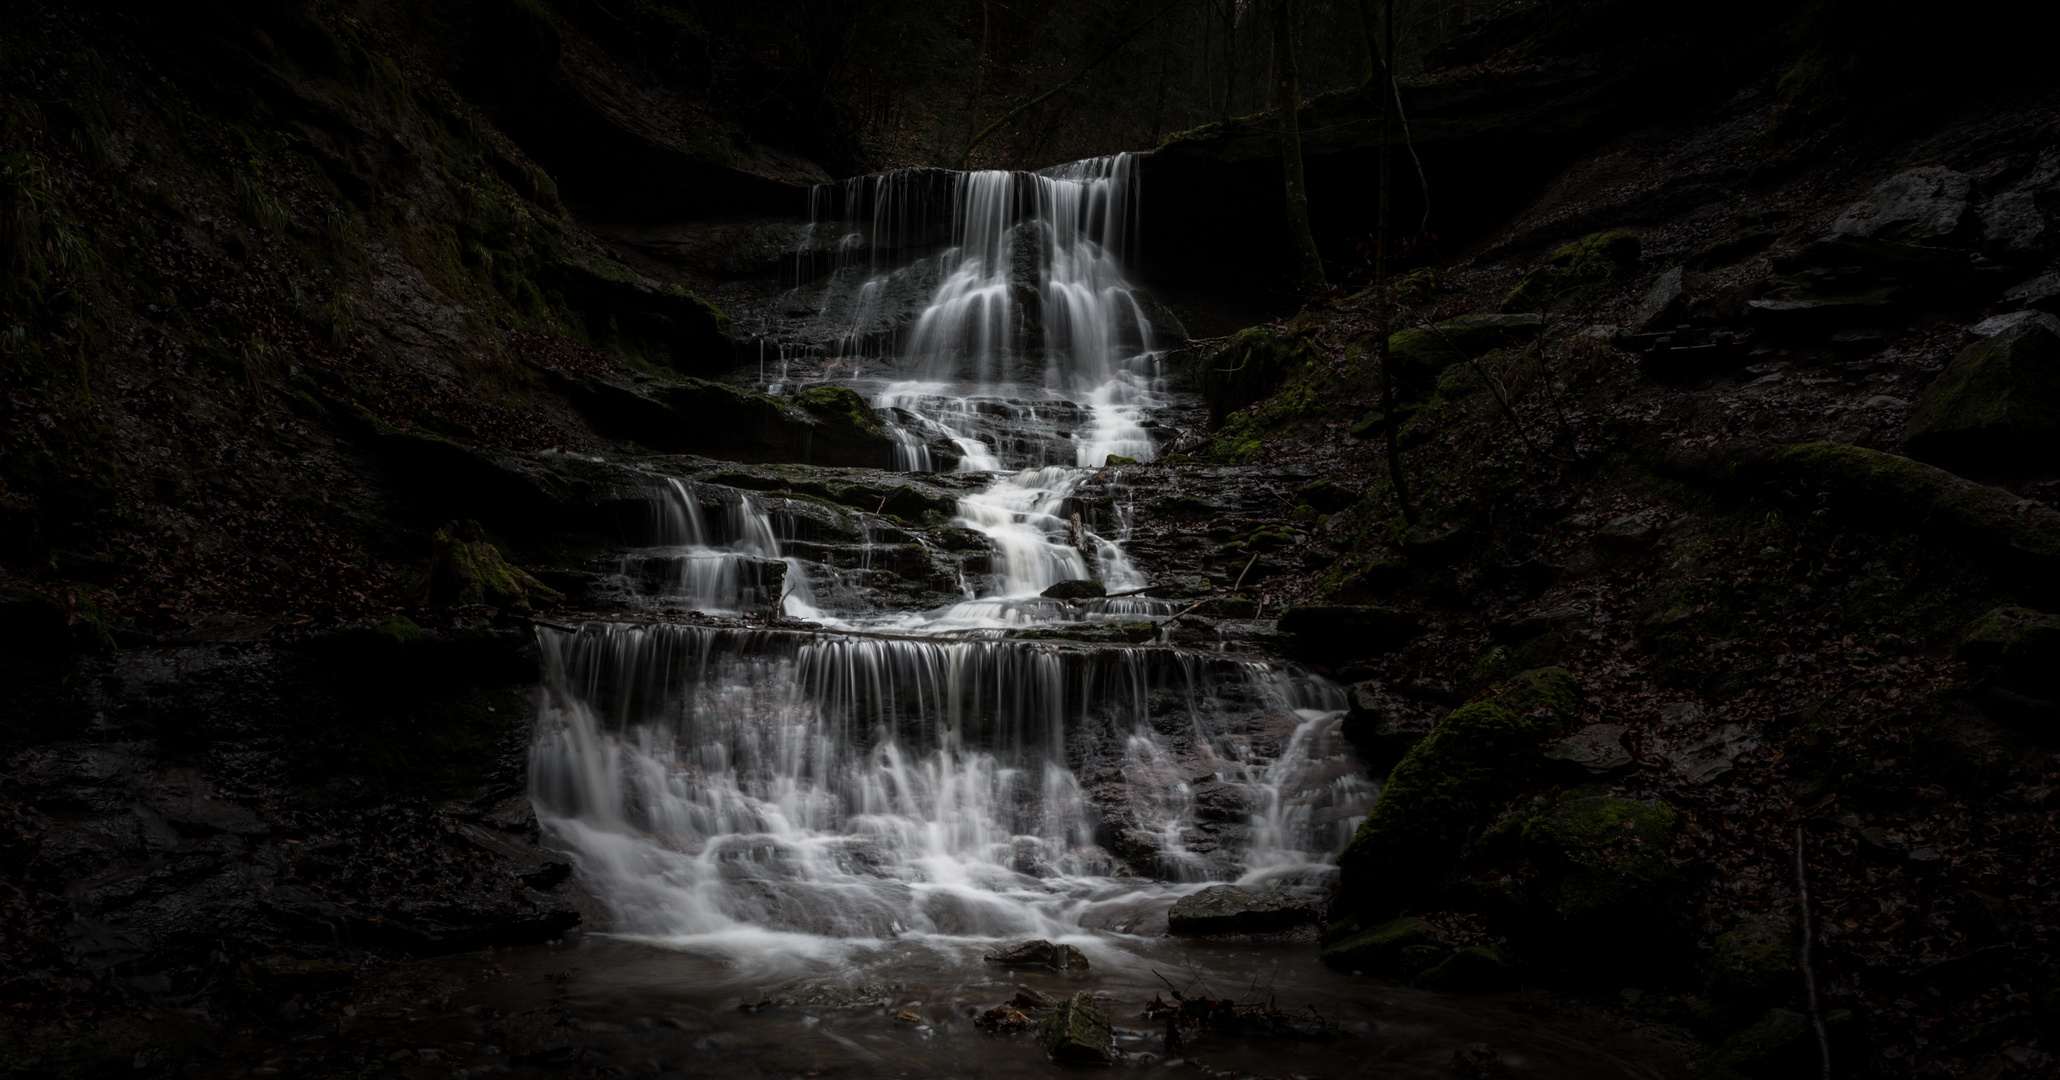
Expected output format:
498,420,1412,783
1167,884,1314,934
1036,991,1113,1065
984,940,1090,971
1320,915,1439,976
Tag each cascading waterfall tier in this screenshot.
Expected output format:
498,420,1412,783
533,621,1374,945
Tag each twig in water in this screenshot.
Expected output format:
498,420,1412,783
1796,825,1833,1080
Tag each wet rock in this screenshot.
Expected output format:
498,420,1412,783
1189,781,1252,823
1830,166,1974,246
1036,991,1113,1066
1904,322,2060,470
1962,309,2060,340
1706,914,1796,1002
1594,512,1662,554
1542,723,1632,778
1276,605,1419,664
1413,945,1518,994
985,940,1090,971
1630,266,1688,332
1450,1042,1506,1077
764,984,893,1009
1333,668,1579,919
1041,579,1108,600
486,1009,576,1066
1011,985,1060,1009
1166,884,1314,934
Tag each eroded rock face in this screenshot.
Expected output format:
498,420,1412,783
1167,884,1314,934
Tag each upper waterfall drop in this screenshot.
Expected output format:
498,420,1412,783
785,152,1179,474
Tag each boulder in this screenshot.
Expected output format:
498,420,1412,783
1340,681,1439,774
1904,322,2060,470
1542,723,1633,778
1630,266,1688,332
1293,477,1362,514
1963,309,2060,340
1036,991,1113,1066
1500,231,1641,313
1167,884,1314,934
1983,189,2048,261
984,939,1090,971
1472,793,1679,930
1830,166,1973,246
1276,605,1420,664
1747,268,1903,334
1332,668,1579,920
1041,579,1108,601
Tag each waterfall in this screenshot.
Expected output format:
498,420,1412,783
536,153,1373,962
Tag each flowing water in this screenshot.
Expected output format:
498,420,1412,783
499,157,1687,1078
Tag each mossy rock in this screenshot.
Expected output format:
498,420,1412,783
1036,991,1113,1065
1104,454,1139,466
1293,477,1360,513
414,520,562,609
794,384,885,436
1412,944,1518,994
1748,442,2060,590
1332,669,1579,920
1500,231,1642,313
1193,326,1326,426
1706,914,1797,1002
1473,791,1679,926
1905,322,2060,470
1955,606,2060,730
1320,916,1437,974
1386,313,1543,389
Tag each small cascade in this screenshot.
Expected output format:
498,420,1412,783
603,478,824,619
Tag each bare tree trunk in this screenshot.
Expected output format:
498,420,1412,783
1269,0,1326,298
1220,0,1237,118
1356,0,1379,85
1373,0,1419,524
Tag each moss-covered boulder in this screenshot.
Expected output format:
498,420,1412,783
1041,578,1108,601
1904,322,2060,470
1192,326,1324,425
1706,914,1797,1002
413,520,562,609
1956,606,2060,730
794,384,885,436
1386,313,1544,390
1500,231,1642,313
1473,791,1679,928
1749,442,2060,592
1036,991,1113,1065
1412,944,1518,994
1332,668,1580,921
1319,916,1440,976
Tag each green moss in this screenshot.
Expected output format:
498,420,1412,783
419,520,562,609
1501,230,1642,313
1412,944,1518,994
1290,503,1318,522
1320,916,1436,973
1104,454,1139,466
1333,668,1579,919
1475,792,1679,923
1707,914,1797,1001
793,384,884,435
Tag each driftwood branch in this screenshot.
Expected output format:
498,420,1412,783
1796,825,1833,1080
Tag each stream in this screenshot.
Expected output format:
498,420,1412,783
418,156,1688,1078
